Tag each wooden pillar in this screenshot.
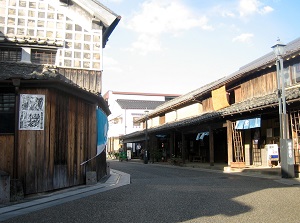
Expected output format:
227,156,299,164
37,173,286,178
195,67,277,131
209,127,214,166
150,134,157,163
181,132,186,164
13,79,20,179
226,120,233,166
169,132,174,159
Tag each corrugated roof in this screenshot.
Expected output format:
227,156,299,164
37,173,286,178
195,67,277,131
116,99,165,110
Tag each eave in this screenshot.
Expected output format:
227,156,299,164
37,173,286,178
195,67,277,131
0,62,110,115
121,87,300,141
140,37,300,122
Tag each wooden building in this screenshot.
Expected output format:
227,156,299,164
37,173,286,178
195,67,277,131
0,0,120,196
121,37,300,172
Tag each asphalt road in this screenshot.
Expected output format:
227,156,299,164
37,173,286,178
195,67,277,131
3,160,300,223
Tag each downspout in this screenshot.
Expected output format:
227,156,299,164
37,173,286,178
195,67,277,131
12,79,20,179
124,109,127,134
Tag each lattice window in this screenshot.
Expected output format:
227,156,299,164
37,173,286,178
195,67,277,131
0,48,22,62
290,110,300,164
0,93,15,134
31,49,56,65
133,117,141,128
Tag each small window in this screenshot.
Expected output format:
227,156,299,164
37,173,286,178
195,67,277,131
0,93,15,134
31,49,56,65
291,63,300,84
133,117,140,128
0,48,22,62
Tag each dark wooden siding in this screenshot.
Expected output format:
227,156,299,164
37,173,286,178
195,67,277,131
16,88,98,195
201,71,278,112
58,68,102,94
202,98,213,113
0,135,14,175
240,71,277,100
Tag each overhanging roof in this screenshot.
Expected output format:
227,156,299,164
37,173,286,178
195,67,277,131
121,86,300,141
73,0,121,48
116,99,166,110
0,62,110,115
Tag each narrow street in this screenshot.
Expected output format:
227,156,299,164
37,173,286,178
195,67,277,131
2,160,300,223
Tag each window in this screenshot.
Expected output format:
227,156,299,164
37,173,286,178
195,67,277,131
31,49,56,65
0,48,21,62
133,117,141,128
291,63,300,84
0,93,15,134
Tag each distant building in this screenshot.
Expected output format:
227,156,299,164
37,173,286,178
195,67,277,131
103,91,180,157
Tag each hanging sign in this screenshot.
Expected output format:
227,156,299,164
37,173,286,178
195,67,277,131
235,117,261,129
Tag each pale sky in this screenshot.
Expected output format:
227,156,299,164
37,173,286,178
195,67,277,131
100,0,300,95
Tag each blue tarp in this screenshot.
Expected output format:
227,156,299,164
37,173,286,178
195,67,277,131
235,117,261,129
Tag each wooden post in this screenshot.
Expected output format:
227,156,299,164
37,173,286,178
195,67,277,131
13,79,20,179
150,134,156,163
169,132,174,159
181,132,186,164
226,120,233,166
209,127,214,166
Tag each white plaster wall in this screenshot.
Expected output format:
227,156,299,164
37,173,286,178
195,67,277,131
165,111,177,123
152,116,160,127
177,103,202,120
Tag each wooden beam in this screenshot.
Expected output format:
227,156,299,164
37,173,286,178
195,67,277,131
209,127,214,166
226,120,233,166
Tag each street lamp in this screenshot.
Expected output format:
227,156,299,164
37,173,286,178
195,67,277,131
271,38,294,178
144,110,149,164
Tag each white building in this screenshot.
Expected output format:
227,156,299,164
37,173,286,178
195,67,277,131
103,91,180,156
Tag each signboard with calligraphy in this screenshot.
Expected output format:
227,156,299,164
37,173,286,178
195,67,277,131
19,94,45,130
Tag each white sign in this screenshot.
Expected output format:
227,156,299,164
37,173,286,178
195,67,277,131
266,144,279,160
19,94,45,130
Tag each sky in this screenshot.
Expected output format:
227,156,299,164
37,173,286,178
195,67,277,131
100,0,300,95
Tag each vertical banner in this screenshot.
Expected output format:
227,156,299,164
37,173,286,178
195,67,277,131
81,108,108,165
19,94,45,130
96,108,108,155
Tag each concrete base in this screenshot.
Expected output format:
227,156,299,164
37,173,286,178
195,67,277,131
86,171,97,185
0,171,10,204
230,162,246,168
106,162,111,177
10,179,24,202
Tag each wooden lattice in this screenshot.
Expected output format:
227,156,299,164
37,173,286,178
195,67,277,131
252,144,262,166
231,122,245,162
290,110,300,164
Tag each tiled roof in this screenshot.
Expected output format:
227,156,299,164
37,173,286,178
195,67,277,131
146,37,300,118
0,61,111,115
116,99,165,110
121,87,300,140
0,62,100,94
0,36,64,47
0,62,69,81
